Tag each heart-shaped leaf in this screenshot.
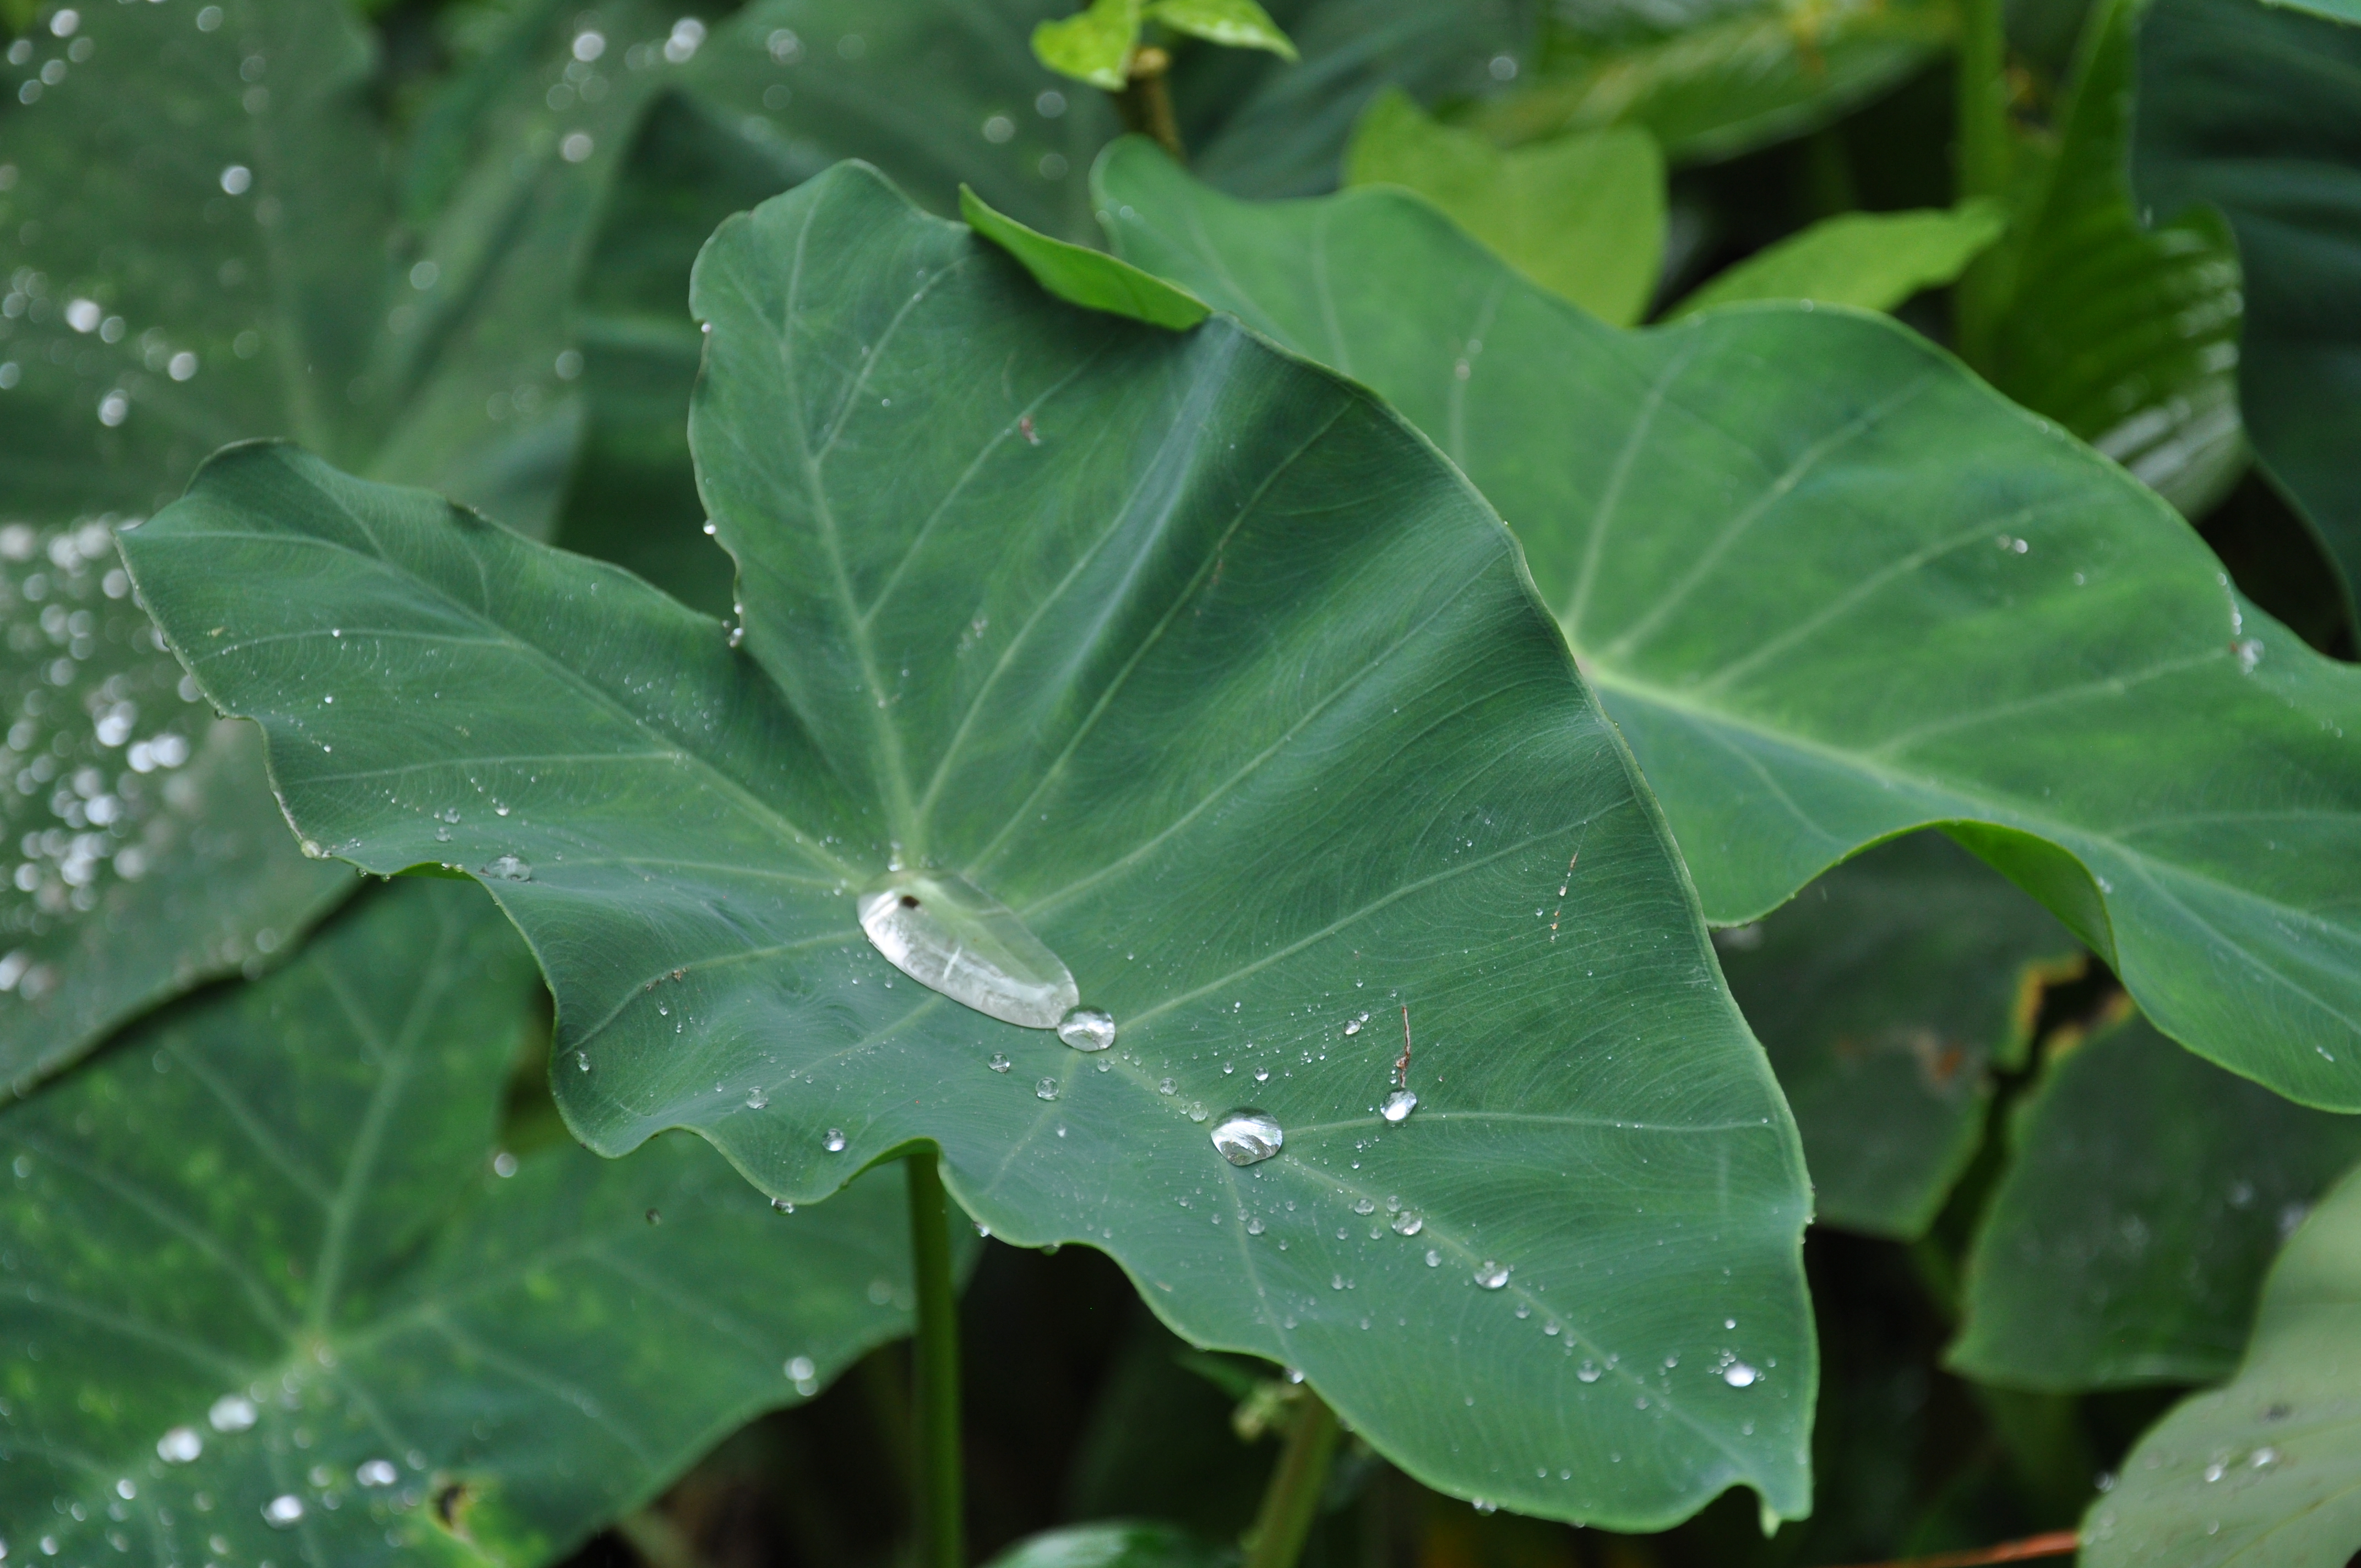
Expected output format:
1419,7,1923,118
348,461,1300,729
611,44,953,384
1950,1010,2361,1390
0,0,670,1086
1091,140,2361,1112
1718,833,2078,1239
0,879,928,1567
121,165,1815,1530
2082,1161,2361,1566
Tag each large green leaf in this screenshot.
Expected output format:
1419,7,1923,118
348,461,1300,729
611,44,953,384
2134,0,2361,617
120,165,1816,1530
1667,202,2004,319
0,0,672,1086
1093,140,2361,1112
1345,91,1664,326
0,879,924,1567
2081,1161,2361,1566
1949,1011,2361,1391
1717,833,2077,1240
1463,0,1955,166
1971,0,2246,520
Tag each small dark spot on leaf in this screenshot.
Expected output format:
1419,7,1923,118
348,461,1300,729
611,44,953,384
433,1480,473,1533
2265,1403,2293,1420
900,894,920,908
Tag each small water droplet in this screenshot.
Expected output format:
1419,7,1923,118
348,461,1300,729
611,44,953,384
1391,1211,1423,1236
575,1050,591,1071
1425,1249,1441,1267
1056,1005,1116,1051
771,1197,795,1213
746,1087,768,1109
262,1495,303,1529
1246,1217,1265,1234
1723,1362,1758,1388
1157,1077,1177,1095
1380,1088,1418,1124
1343,1019,1362,1036
1210,1109,1283,1166
209,1395,257,1433
823,1128,847,1152
987,1052,1012,1072
156,1427,202,1463
645,1208,661,1224
1353,1197,1376,1215
356,1459,398,1488
482,853,530,881
1035,1077,1059,1100
1474,1260,1510,1289
857,870,1078,1027
1578,1361,1601,1382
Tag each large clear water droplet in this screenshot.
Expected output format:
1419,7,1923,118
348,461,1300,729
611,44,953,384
1390,1210,1423,1236
1210,1109,1283,1166
1381,1089,1418,1124
1056,1005,1116,1052
1474,1260,1510,1289
857,870,1077,1027
482,853,531,881
1723,1362,1758,1388
822,1128,847,1152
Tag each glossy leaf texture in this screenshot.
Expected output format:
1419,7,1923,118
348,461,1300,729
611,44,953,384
1970,0,2245,519
0,0,674,1087
982,1522,1237,1567
1949,1011,2361,1390
2134,0,2361,617
1462,0,1954,166
2081,1162,2361,1567
0,880,927,1568
1717,833,2078,1239
1093,140,2361,1111
1345,91,1664,326
121,166,1817,1531
1666,202,2004,319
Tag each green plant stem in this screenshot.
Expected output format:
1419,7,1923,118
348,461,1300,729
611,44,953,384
906,1148,965,1568
1242,1387,1342,1568
1116,45,1185,161
1952,0,2010,367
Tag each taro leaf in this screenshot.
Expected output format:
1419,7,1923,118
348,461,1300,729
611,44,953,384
982,1522,1238,1568
0,0,670,1087
1037,0,1146,89
2134,0,2361,618
121,165,1816,1530
1950,1011,2361,1390
1147,0,1299,59
1666,201,2004,319
1344,91,1664,326
1461,0,1955,167
1092,141,2361,1111
2081,1160,2361,1567
0,879,926,1568
1971,0,2246,520
1717,833,2079,1240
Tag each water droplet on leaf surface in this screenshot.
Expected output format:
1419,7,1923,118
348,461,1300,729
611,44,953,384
1381,1089,1418,1124
1475,1261,1510,1289
1056,1005,1116,1051
262,1495,303,1528
822,1129,847,1152
1390,1211,1422,1236
1210,1110,1282,1166
1723,1362,1758,1387
209,1395,256,1432
1035,1077,1059,1101
156,1427,202,1463
987,1053,1011,1072
856,870,1078,1027
483,854,530,881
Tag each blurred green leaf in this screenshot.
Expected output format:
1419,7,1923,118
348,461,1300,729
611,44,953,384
2257,0,2360,20
2082,1159,2361,1565
1036,0,1143,88
1346,90,1664,325
1720,833,2079,1239
122,164,1818,1531
983,1522,1239,1568
1464,0,1956,166
1094,140,2361,1113
0,880,926,1567
1950,1011,2361,1390
1667,200,2003,318
1972,0,2245,519
2135,0,2361,619
1147,0,1298,58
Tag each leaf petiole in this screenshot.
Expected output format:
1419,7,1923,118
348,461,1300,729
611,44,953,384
907,1149,966,1568
1241,1385,1342,1568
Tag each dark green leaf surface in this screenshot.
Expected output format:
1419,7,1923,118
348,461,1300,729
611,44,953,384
1718,834,2077,1239
122,166,1816,1529
2135,0,2361,616
0,0,671,1085
1950,1011,2361,1390
983,1522,1238,1567
0,880,923,1567
960,188,1211,329
1093,141,2361,1112
1973,0,2245,519
1667,202,2004,319
2081,1163,2361,1566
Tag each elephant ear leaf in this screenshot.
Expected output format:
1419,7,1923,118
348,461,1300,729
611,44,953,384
0,880,927,1566
120,163,1816,1531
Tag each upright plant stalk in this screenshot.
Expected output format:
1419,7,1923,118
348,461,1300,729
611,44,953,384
1117,45,1185,160
1952,0,2011,368
905,1149,965,1568
1241,1386,1342,1568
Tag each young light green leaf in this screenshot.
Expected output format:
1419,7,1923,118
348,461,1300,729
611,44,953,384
121,165,1816,1531
960,187,1210,329
1345,91,1664,325
1145,0,1298,59
1950,1011,2361,1390
2135,0,2361,620
1035,0,1144,89
1971,0,2245,519
1461,0,1952,166
2082,1160,2361,1565
982,1522,1237,1568
1667,202,2005,319
1720,834,2079,1239
0,881,927,1567
1093,141,2361,1112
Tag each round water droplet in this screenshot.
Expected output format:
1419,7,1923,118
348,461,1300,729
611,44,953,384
1343,1019,1362,1036
1474,1260,1510,1289
1246,1217,1265,1235
1210,1109,1283,1166
1722,1362,1758,1388
987,1052,1012,1072
1157,1077,1177,1095
356,1459,398,1488
209,1394,257,1433
1380,1089,1418,1124
1353,1197,1376,1215
482,853,530,881
771,1197,795,1213
1391,1210,1423,1236
1035,1077,1059,1101
156,1426,202,1463
856,870,1078,1027
746,1087,769,1109
786,1354,816,1382
1056,1005,1116,1052
262,1495,304,1529
822,1128,847,1152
